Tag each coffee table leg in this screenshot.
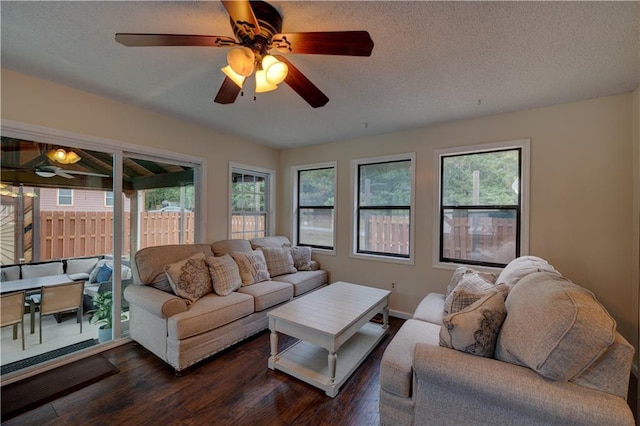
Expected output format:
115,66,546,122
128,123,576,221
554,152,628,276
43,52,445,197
383,305,389,330
328,351,337,384
268,318,278,369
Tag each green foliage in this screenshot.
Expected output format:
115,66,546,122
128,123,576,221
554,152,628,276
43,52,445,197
88,291,125,330
299,168,335,206
359,161,412,206
145,186,194,211
442,150,519,206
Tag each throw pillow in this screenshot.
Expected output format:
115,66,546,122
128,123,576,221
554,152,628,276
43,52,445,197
290,246,313,271
164,252,213,304
439,289,508,358
95,264,113,282
496,255,560,288
206,254,242,296
444,271,500,314
231,250,271,286
495,272,616,381
446,266,496,298
259,246,297,277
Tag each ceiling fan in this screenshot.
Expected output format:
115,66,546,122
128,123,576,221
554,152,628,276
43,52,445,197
114,0,374,108
33,165,109,179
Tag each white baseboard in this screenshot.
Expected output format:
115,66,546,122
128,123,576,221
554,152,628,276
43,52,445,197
389,309,412,320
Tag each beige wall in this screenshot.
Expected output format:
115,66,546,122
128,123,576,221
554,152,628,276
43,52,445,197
280,93,638,348
1,68,280,242
633,87,640,370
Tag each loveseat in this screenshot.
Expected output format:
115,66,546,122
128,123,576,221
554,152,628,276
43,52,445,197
379,256,635,425
124,236,327,373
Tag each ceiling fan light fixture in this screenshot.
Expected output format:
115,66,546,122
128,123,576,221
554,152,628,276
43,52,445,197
255,69,277,93
46,148,81,164
262,55,288,85
227,47,255,77
221,65,246,88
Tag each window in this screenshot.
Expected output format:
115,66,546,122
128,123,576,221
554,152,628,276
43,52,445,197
436,140,530,268
295,164,336,250
57,189,73,206
104,191,114,207
230,165,273,240
353,154,415,261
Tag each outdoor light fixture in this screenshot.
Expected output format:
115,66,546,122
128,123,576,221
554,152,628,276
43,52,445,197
221,47,288,93
46,148,81,164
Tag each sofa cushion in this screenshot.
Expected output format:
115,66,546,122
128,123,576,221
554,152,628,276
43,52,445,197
380,319,441,398
206,254,242,296
167,292,254,340
211,239,252,257
237,280,293,311
446,266,496,297
231,250,270,285
96,264,113,282
66,257,100,275
1,265,21,281
413,293,445,325
21,262,64,279
440,289,507,358
271,270,327,296
570,332,635,398
495,272,616,381
444,271,500,314
165,252,213,304
133,244,213,291
89,260,132,283
290,246,313,271
249,236,292,249
496,255,559,288
259,246,297,277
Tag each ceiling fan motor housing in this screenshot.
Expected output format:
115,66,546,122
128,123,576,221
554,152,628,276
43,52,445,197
231,0,282,58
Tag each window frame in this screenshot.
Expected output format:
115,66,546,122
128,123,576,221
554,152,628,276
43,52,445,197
292,162,337,253
57,188,73,206
229,163,275,240
104,191,114,207
351,153,415,265
433,139,530,270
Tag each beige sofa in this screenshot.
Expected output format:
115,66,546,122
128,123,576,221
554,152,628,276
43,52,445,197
124,236,327,373
379,256,635,425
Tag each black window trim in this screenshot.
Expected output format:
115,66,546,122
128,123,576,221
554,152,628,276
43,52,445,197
296,166,335,250
438,147,523,268
356,158,412,258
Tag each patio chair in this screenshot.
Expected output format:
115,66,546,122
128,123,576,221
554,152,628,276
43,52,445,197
1,291,26,350
36,281,84,344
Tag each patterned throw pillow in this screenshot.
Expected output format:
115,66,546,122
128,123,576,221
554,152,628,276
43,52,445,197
259,246,297,277
444,270,500,314
448,283,509,314
206,254,242,296
445,266,496,298
231,250,271,286
439,289,508,358
164,252,213,304
290,246,313,271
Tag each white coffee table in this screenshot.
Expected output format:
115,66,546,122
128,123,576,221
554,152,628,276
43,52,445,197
267,281,391,397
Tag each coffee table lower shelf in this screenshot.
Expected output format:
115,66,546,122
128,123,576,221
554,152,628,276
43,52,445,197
269,321,387,397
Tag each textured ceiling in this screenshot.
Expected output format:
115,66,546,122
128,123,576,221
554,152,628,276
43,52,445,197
1,1,638,149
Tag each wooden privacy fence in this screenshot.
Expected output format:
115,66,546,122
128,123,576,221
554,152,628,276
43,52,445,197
39,211,194,260
363,215,517,260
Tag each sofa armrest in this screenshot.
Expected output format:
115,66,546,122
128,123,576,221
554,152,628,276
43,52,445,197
413,344,635,426
124,284,187,318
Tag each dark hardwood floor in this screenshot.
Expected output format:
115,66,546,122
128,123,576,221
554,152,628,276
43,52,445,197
4,317,404,426
4,316,638,425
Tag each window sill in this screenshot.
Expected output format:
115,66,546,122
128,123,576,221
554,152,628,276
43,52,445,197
350,252,414,266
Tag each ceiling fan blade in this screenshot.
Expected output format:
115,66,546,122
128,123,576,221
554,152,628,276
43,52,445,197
272,31,374,56
221,0,260,37
54,169,74,179
115,33,238,47
64,170,111,178
214,77,242,104
274,55,329,108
